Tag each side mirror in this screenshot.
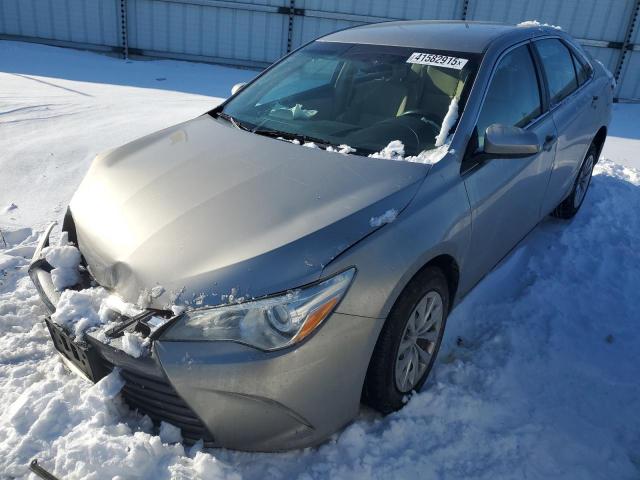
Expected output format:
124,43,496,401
484,124,540,156
231,82,247,96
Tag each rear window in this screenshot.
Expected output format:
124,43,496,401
534,39,578,105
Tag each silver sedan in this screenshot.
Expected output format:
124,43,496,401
30,20,613,451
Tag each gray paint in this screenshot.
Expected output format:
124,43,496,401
69,114,426,308
483,124,541,155
156,311,381,450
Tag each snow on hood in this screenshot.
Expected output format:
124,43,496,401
69,114,427,309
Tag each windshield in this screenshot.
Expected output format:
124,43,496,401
219,41,477,157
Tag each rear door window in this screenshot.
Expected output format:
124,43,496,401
476,44,542,149
534,39,579,105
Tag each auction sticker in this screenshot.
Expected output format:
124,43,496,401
406,52,468,70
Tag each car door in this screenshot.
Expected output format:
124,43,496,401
462,43,557,287
533,38,596,214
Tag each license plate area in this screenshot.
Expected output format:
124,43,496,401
45,318,105,382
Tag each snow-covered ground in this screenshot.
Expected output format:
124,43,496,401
1,41,639,479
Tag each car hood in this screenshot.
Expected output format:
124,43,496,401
70,114,427,309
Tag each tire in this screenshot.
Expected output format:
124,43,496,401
552,144,597,219
363,266,449,414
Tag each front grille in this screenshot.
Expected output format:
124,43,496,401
102,360,214,446
46,315,214,446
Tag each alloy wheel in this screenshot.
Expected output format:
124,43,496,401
574,153,595,209
394,290,444,393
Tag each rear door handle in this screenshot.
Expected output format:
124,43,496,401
543,134,557,151
591,95,599,107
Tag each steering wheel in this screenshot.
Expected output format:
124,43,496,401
398,110,442,127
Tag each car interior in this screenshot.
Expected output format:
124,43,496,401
225,47,470,156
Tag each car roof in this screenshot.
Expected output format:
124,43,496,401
320,20,557,54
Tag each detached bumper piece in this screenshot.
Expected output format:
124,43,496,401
29,459,61,480
28,223,59,313
45,319,214,446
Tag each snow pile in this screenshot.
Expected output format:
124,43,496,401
517,19,562,29
326,144,356,154
51,287,110,338
137,285,167,309
43,239,81,291
370,209,398,227
369,140,452,165
434,97,458,147
120,331,150,358
160,421,184,444
369,140,405,160
279,136,357,155
102,292,144,319
0,227,34,246
0,252,20,270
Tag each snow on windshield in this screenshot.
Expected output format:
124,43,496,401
369,140,452,165
435,97,458,147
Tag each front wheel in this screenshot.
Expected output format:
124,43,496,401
363,267,449,414
552,145,597,219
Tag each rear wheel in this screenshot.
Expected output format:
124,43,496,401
363,267,449,414
552,145,597,219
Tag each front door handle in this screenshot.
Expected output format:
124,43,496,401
591,95,599,108
543,134,557,151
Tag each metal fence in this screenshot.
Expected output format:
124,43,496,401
1,0,639,100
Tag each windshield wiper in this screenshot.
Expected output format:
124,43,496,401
217,113,363,155
216,111,251,132
252,128,336,149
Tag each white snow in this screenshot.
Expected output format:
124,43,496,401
160,421,184,444
517,20,562,29
325,144,356,154
51,287,110,338
434,97,458,147
369,209,398,227
120,331,150,359
369,139,405,160
1,41,640,480
0,227,34,246
414,144,452,165
369,140,452,165
43,242,81,291
151,285,166,298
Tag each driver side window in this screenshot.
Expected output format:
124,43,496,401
476,45,542,149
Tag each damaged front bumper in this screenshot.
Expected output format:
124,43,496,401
28,223,59,313
28,224,382,451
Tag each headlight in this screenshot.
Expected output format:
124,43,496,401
162,268,355,350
